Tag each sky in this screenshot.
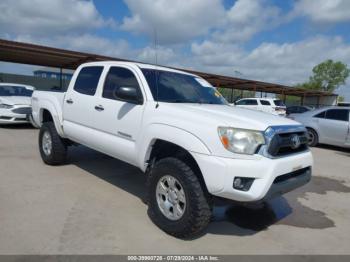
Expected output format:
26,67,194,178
0,0,350,99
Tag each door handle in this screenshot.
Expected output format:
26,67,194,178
94,105,104,111
66,99,74,104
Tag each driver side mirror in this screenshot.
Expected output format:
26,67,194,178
114,86,143,105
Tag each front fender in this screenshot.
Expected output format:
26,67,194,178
137,123,211,171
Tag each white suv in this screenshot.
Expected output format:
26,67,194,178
235,98,286,116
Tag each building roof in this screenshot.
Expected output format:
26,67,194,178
0,38,336,97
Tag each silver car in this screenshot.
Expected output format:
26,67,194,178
290,106,350,148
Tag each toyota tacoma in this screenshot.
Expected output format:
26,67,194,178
31,62,313,238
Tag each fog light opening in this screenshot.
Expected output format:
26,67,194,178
233,177,254,191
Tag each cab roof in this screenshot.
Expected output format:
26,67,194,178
81,61,198,77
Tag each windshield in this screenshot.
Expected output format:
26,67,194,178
141,69,227,105
273,99,285,107
0,86,33,97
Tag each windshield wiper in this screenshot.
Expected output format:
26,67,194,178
165,99,198,103
167,99,188,103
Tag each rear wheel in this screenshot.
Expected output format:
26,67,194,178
307,128,318,147
147,157,212,238
39,122,67,165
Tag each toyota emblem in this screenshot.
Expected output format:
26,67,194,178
290,134,301,149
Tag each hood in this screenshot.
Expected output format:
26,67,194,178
0,96,31,106
160,103,299,131
149,103,302,158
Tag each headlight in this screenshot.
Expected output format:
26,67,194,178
0,104,13,109
218,127,265,155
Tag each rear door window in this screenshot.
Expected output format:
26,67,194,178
73,66,103,96
325,109,349,122
244,99,258,105
273,100,285,107
260,100,271,106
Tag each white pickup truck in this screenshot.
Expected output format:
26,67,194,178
32,61,313,238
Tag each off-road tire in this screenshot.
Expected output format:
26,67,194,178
39,122,67,165
147,157,212,238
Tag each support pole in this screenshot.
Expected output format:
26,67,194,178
253,84,257,97
301,94,305,106
60,68,63,90
230,88,234,103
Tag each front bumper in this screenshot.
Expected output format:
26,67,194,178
192,151,313,202
262,167,311,201
272,111,286,117
0,108,31,124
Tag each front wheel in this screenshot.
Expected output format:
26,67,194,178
147,157,212,238
307,128,318,147
39,122,67,165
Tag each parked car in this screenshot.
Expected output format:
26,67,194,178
235,98,286,116
290,107,350,148
32,62,312,238
0,83,36,126
286,105,313,115
338,102,350,107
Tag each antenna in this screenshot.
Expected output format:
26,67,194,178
154,26,160,109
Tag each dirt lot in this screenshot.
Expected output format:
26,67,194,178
1,125,350,255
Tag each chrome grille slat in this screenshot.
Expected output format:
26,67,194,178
260,125,309,158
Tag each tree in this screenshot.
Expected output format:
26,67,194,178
295,81,322,91
338,96,345,103
309,59,349,92
277,94,301,106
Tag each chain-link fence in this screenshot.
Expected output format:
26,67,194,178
217,87,338,108
0,72,71,91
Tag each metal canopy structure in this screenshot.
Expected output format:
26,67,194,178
0,38,336,98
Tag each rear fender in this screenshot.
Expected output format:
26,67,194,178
38,101,65,137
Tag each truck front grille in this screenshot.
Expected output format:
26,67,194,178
264,126,309,158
